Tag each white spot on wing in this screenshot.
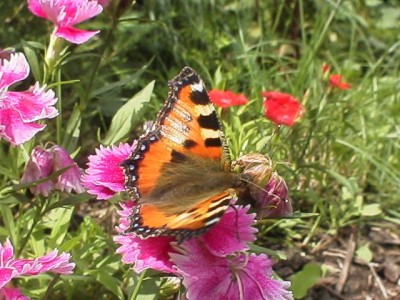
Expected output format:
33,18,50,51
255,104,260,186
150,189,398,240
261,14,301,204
191,82,204,92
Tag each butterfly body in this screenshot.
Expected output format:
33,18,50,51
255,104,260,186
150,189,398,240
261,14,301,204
121,67,244,242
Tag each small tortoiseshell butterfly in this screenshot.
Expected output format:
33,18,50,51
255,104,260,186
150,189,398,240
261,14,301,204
120,67,248,242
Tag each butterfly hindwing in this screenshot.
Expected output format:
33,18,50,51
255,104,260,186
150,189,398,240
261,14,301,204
120,67,238,241
129,189,236,242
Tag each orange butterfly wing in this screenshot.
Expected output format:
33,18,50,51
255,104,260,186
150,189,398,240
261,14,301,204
120,67,238,241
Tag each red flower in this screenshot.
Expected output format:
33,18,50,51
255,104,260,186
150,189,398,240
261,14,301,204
262,91,303,126
329,74,351,90
322,63,331,74
208,89,248,108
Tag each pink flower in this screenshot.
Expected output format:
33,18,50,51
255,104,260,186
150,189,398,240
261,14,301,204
0,239,75,289
21,145,84,196
0,52,58,145
170,239,293,300
209,90,248,108
329,74,351,90
114,201,177,274
200,205,257,256
262,91,303,126
0,287,29,300
82,143,135,200
27,0,104,44
114,201,257,273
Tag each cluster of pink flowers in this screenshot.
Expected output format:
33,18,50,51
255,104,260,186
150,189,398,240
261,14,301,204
0,239,75,299
0,1,112,296
83,143,294,300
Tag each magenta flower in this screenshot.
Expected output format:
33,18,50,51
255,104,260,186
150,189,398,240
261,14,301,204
200,205,257,256
27,0,104,44
82,143,135,200
0,52,58,145
170,239,293,300
0,287,29,300
114,201,257,273
21,145,84,196
0,239,75,290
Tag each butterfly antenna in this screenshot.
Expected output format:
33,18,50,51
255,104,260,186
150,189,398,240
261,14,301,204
240,176,268,194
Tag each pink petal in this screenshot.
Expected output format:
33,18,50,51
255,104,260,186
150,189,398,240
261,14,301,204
55,26,99,44
6,84,58,122
114,234,176,274
171,241,293,300
0,269,14,289
0,53,29,89
201,205,257,256
0,287,30,300
0,239,14,262
240,253,293,300
82,143,134,200
66,1,103,25
115,200,136,233
20,146,55,196
0,108,46,146
27,0,48,19
52,146,84,194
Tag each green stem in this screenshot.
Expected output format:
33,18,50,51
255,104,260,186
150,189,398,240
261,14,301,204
129,270,146,300
42,274,61,300
55,68,62,144
16,210,41,257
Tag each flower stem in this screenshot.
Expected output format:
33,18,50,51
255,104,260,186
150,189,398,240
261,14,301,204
55,68,62,145
16,210,41,257
42,274,61,300
129,270,147,300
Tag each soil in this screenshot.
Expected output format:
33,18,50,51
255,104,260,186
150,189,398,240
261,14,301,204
273,223,400,300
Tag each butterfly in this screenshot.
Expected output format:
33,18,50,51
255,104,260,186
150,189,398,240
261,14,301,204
120,67,249,242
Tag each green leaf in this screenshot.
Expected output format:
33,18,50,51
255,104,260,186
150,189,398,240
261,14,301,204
290,263,322,299
62,105,82,153
0,204,17,244
356,243,373,263
44,193,92,213
361,203,382,217
87,269,125,299
249,243,287,260
21,40,42,82
48,206,74,248
103,80,155,145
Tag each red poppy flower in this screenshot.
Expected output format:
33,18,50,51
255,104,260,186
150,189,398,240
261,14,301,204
329,74,351,90
208,89,248,108
262,91,303,126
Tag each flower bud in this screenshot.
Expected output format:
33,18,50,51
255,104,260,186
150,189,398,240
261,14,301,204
252,172,292,219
